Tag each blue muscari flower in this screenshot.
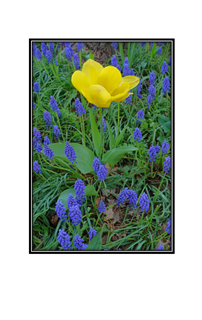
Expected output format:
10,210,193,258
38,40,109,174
126,92,132,105
50,96,58,111
93,157,102,175
129,68,135,76
57,229,71,250
136,109,144,125
44,136,51,145
149,85,155,98
65,45,74,61
139,42,146,47
162,61,168,74
148,145,157,164
98,200,106,214
34,82,40,93
166,218,171,234
69,205,82,225
162,140,169,155
137,81,142,99
156,244,164,250
128,190,138,209
33,160,41,174
56,108,61,118
33,43,37,56
75,98,85,116
112,42,117,49
150,72,155,85
97,164,107,182
74,179,85,204
35,142,43,154
65,141,77,164
133,127,142,143
49,42,54,53
55,57,57,66
157,47,162,55
74,234,87,250
93,104,99,110
88,227,97,240
41,42,47,56
111,55,121,72
45,50,52,64
67,194,78,209
33,102,35,109
117,248,122,251
117,187,130,206
64,42,70,47
168,56,171,66
73,53,80,70
54,125,61,139
147,94,153,106
139,192,150,213
150,42,153,48
99,117,107,132
155,144,161,154
43,110,52,129
162,76,170,95
33,137,37,148
77,42,83,51
164,156,171,174
33,127,42,142
44,144,54,159
36,48,42,60
59,42,65,46
55,200,67,222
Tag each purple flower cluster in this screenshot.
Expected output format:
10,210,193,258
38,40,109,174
36,49,42,60
44,136,51,145
162,76,170,95
155,144,161,154
162,61,168,74
33,160,41,174
74,179,85,204
128,190,138,209
65,44,74,61
139,192,150,213
136,109,144,125
33,127,42,142
74,234,87,250
92,158,107,182
54,125,61,139
112,42,117,49
98,200,106,214
147,94,153,108
57,229,72,250
65,141,77,164
164,156,171,174
55,200,67,222
137,81,142,99
111,55,121,72
50,96,58,111
148,85,155,98
134,127,142,143
69,205,82,225
148,145,157,164
88,227,97,240
150,72,155,85
162,140,169,155
75,98,85,116
99,117,107,133
34,82,40,93
35,143,43,154
67,194,78,209
157,47,162,55
44,144,54,159
41,43,47,56
126,93,132,105
156,244,164,250
123,58,135,76
117,187,130,206
73,53,80,70
77,42,83,51
166,218,171,234
43,110,52,129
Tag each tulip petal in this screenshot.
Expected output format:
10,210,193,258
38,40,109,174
82,59,103,86
121,76,140,90
71,70,90,94
97,66,122,94
110,82,131,102
83,85,111,108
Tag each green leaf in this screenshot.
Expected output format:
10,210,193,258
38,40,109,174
102,146,137,168
58,185,97,208
158,115,171,134
129,43,136,68
89,52,94,60
106,121,115,149
157,136,165,144
89,109,101,157
127,42,131,66
119,42,124,64
151,42,156,59
115,125,128,147
49,142,95,174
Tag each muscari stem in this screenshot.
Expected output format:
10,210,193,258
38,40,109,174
55,110,65,143
117,102,120,137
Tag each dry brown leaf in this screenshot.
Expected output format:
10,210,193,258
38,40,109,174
105,208,120,224
51,214,59,226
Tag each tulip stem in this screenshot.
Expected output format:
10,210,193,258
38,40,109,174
117,102,120,137
99,107,103,158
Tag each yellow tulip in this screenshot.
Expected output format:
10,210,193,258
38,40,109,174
71,59,140,108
